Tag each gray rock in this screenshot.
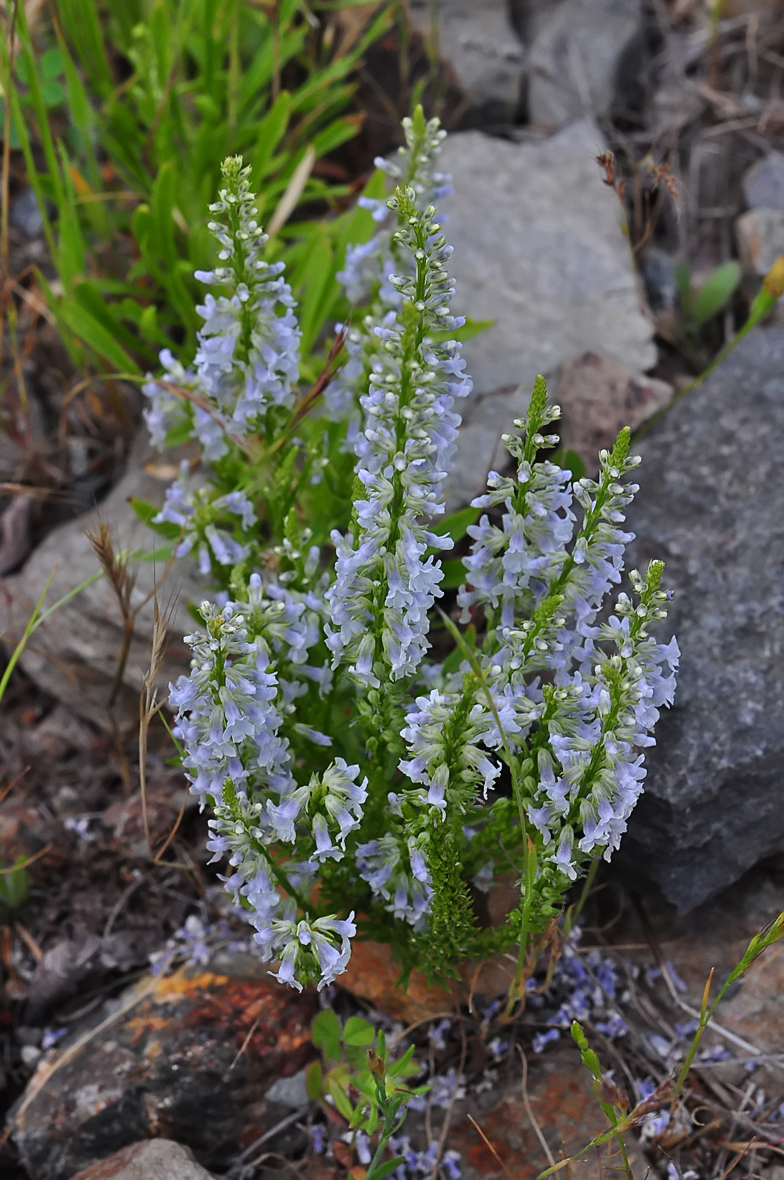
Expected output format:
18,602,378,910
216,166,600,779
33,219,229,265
9,186,44,239
1,434,204,729
446,384,530,511
735,208,784,277
444,353,671,509
407,0,524,122
440,122,656,398
439,121,656,505
554,352,672,471
742,151,784,213
527,0,644,129
616,326,784,912
649,80,705,135
69,1139,216,1180
265,1067,310,1110
13,959,316,1180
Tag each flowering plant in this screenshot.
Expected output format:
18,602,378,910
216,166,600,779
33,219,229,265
140,107,678,996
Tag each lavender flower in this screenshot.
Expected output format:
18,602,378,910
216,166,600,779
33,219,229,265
170,599,293,807
193,157,300,438
355,834,433,929
398,686,510,818
336,109,451,311
154,460,256,575
150,111,678,994
257,912,356,991
533,1029,560,1054
142,348,191,448
326,187,471,687
144,156,300,465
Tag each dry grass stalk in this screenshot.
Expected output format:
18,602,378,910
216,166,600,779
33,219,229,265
86,513,178,708
138,590,179,861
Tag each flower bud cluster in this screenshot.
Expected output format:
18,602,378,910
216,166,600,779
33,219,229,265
154,117,677,992
325,189,471,687
155,460,256,575
325,109,453,424
143,156,300,461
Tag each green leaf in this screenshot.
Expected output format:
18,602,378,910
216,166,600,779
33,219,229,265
130,497,181,541
431,505,479,547
311,1008,341,1059
440,558,466,591
694,261,741,325
297,230,334,356
250,91,292,183
0,862,30,910
551,448,586,481
53,291,141,374
305,1059,323,1101
366,1159,406,1180
343,1016,375,1047
326,1075,355,1121
150,159,178,270
431,316,494,344
41,79,65,107
57,0,113,97
40,47,65,81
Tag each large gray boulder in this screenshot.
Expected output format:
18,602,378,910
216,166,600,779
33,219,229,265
526,0,644,129
617,326,784,911
439,121,657,505
407,0,525,123
1,435,203,729
440,121,656,397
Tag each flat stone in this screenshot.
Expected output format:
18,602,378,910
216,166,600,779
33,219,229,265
527,0,644,129
736,208,784,276
9,186,45,239
742,151,784,213
0,433,204,729
616,326,784,911
650,81,705,134
555,353,673,471
438,122,656,504
440,122,656,399
69,1139,216,1180
265,1068,310,1110
407,0,524,122
450,1047,648,1180
11,962,317,1180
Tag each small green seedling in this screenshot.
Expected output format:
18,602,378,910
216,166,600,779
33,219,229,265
673,260,741,367
308,1010,426,1180
0,859,30,911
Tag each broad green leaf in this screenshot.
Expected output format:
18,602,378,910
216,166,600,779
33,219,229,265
250,91,292,184
431,316,495,344
694,261,741,325
325,1075,355,1121
54,291,140,374
298,231,334,356
130,497,181,541
431,505,480,547
305,1059,323,1100
367,1159,406,1180
343,1016,375,1046
0,863,30,910
551,448,586,481
311,1007,341,1058
440,558,467,590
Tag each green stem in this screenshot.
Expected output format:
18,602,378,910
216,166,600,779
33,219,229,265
564,856,600,936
